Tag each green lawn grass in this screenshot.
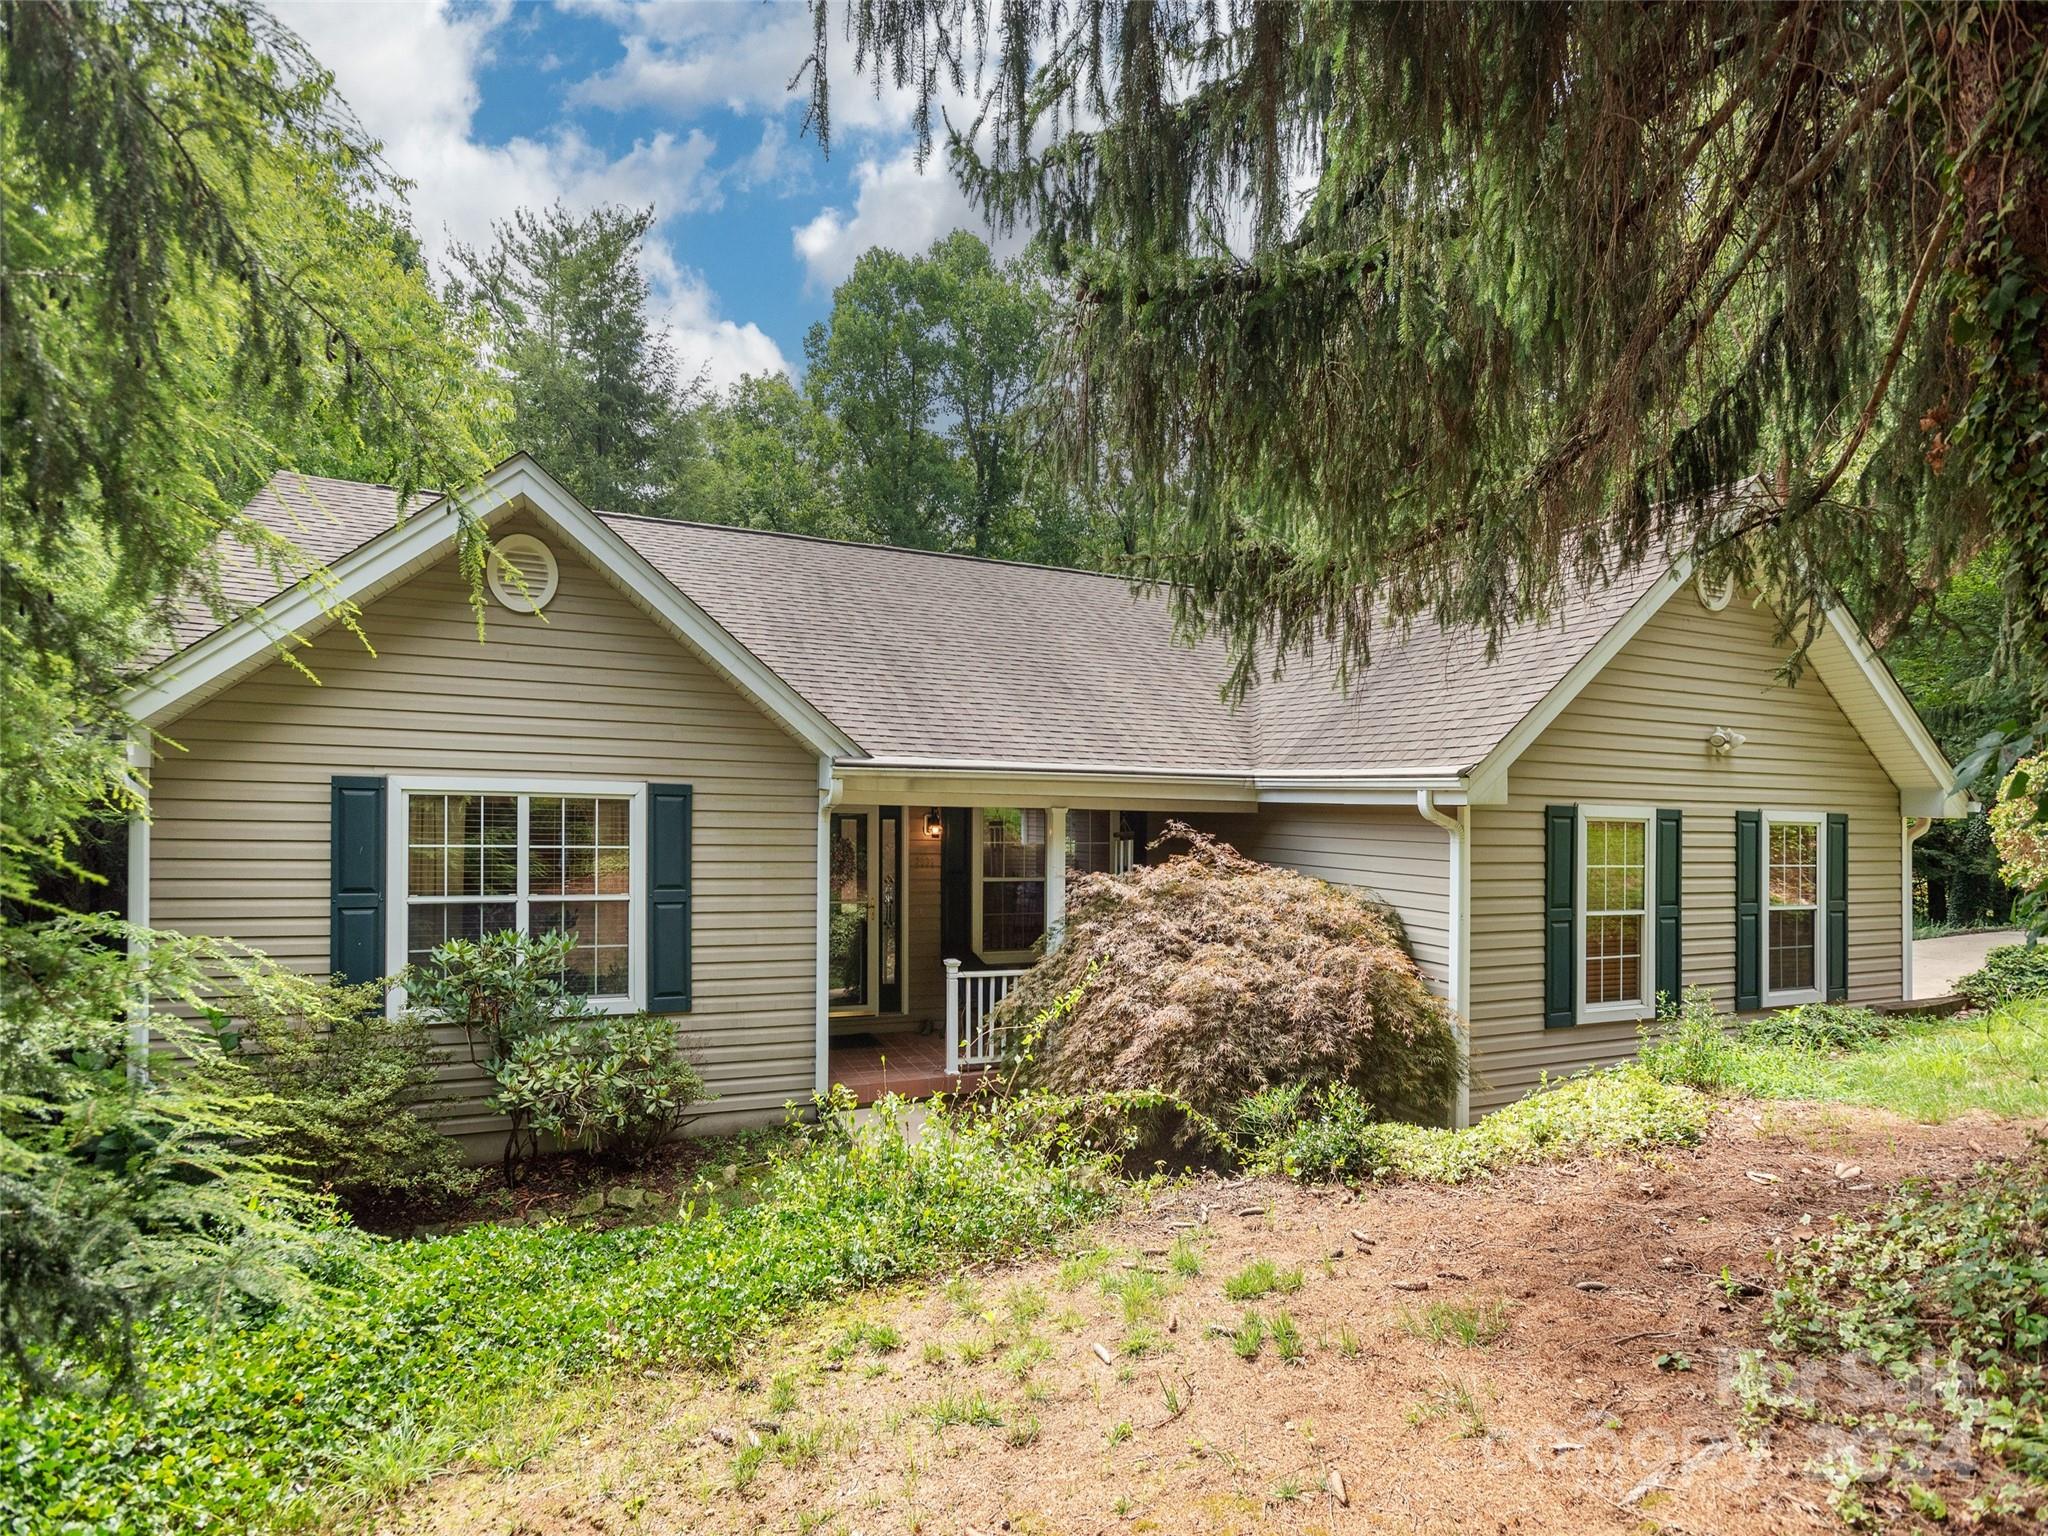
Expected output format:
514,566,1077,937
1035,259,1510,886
1722,1000,2048,1122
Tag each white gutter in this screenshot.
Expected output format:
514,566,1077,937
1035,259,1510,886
1415,789,1472,1129
814,757,844,1105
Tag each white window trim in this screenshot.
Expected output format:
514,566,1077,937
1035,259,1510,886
384,773,648,1017
1760,807,1827,1008
1576,803,1658,1025
968,808,1115,964
970,805,1048,964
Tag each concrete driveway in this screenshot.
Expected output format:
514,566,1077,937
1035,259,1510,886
1913,928,2023,998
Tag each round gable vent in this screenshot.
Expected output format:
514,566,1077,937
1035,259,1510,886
1695,568,1733,612
488,533,559,612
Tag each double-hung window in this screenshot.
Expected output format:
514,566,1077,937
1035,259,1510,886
1577,806,1656,1022
1762,810,1824,1006
395,777,645,1009
971,807,1118,962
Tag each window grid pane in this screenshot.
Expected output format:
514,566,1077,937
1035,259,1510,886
1766,820,1820,994
980,807,1047,951
1582,818,1648,1009
405,790,635,998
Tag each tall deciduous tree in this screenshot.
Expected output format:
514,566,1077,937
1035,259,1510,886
806,2,2048,698
451,203,701,519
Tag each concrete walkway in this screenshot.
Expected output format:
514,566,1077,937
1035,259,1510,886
1913,928,2022,998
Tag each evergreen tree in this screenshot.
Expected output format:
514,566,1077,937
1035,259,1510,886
2,0,502,1391
451,203,700,518
807,3,2048,699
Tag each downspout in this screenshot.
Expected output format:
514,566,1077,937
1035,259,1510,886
1903,815,1932,1002
1416,789,1471,1129
815,757,844,1105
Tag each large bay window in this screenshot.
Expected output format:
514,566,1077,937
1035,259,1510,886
972,807,1118,961
1763,811,1823,1005
395,778,645,1007
1577,806,1656,1022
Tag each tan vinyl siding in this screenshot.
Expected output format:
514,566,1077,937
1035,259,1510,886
1187,807,1453,994
148,515,821,1152
905,810,945,1024
1467,590,1904,1114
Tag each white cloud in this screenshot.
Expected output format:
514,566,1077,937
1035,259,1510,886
638,239,791,387
792,147,1021,288
274,0,786,386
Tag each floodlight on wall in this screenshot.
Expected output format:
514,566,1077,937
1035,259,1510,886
1707,726,1747,757
924,808,944,839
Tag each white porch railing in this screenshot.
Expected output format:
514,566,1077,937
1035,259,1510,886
944,957,1030,1073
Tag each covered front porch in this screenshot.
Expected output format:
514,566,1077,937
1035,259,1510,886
819,775,1258,1103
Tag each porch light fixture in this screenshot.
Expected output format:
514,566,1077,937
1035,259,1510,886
924,807,944,839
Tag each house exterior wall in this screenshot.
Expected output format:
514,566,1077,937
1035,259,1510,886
146,516,821,1151
1466,589,1906,1114
1182,807,1454,996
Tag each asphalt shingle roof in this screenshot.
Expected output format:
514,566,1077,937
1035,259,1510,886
162,471,1663,776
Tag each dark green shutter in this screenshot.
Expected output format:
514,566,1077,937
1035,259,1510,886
648,784,693,1012
1734,810,1762,1011
1543,804,1577,1028
1655,809,1683,1004
1825,813,1848,1001
329,776,386,986
940,807,971,959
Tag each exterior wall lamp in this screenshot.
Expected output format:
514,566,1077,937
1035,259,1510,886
924,807,944,839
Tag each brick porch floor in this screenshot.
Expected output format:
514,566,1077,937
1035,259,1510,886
828,1029,992,1106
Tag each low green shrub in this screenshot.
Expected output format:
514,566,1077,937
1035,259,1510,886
1957,942,2048,1010
1241,1066,1710,1185
0,1094,1119,1534
1739,1142,2048,1517
495,1012,714,1167
201,982,477,1203
1638,986,1740,1090
1740,1001,1894,1052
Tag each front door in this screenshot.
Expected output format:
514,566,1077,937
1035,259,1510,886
829,810,876,1011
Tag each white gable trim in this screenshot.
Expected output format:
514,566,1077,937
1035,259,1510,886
124,455,862,758
1464,559,1965,816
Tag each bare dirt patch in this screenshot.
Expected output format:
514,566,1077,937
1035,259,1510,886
382,1103,2040,1536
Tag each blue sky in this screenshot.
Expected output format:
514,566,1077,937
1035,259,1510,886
279,0,1013,388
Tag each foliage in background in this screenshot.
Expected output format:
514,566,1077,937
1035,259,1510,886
1238,1068,1710,1186
682,231,1141,566
1740,1144,2048,1523
0,1093,1119,1534
1991,751,2048,911
1957,943,2048,1011
1885,551,2038,924
448,202,699,519
1003,826,1461,1131
812,3,2048,708
195,980,476,1205
0,917,354,1399
496,1012,714,1169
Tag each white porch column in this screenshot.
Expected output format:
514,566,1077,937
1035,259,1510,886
1045,805,1069,951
